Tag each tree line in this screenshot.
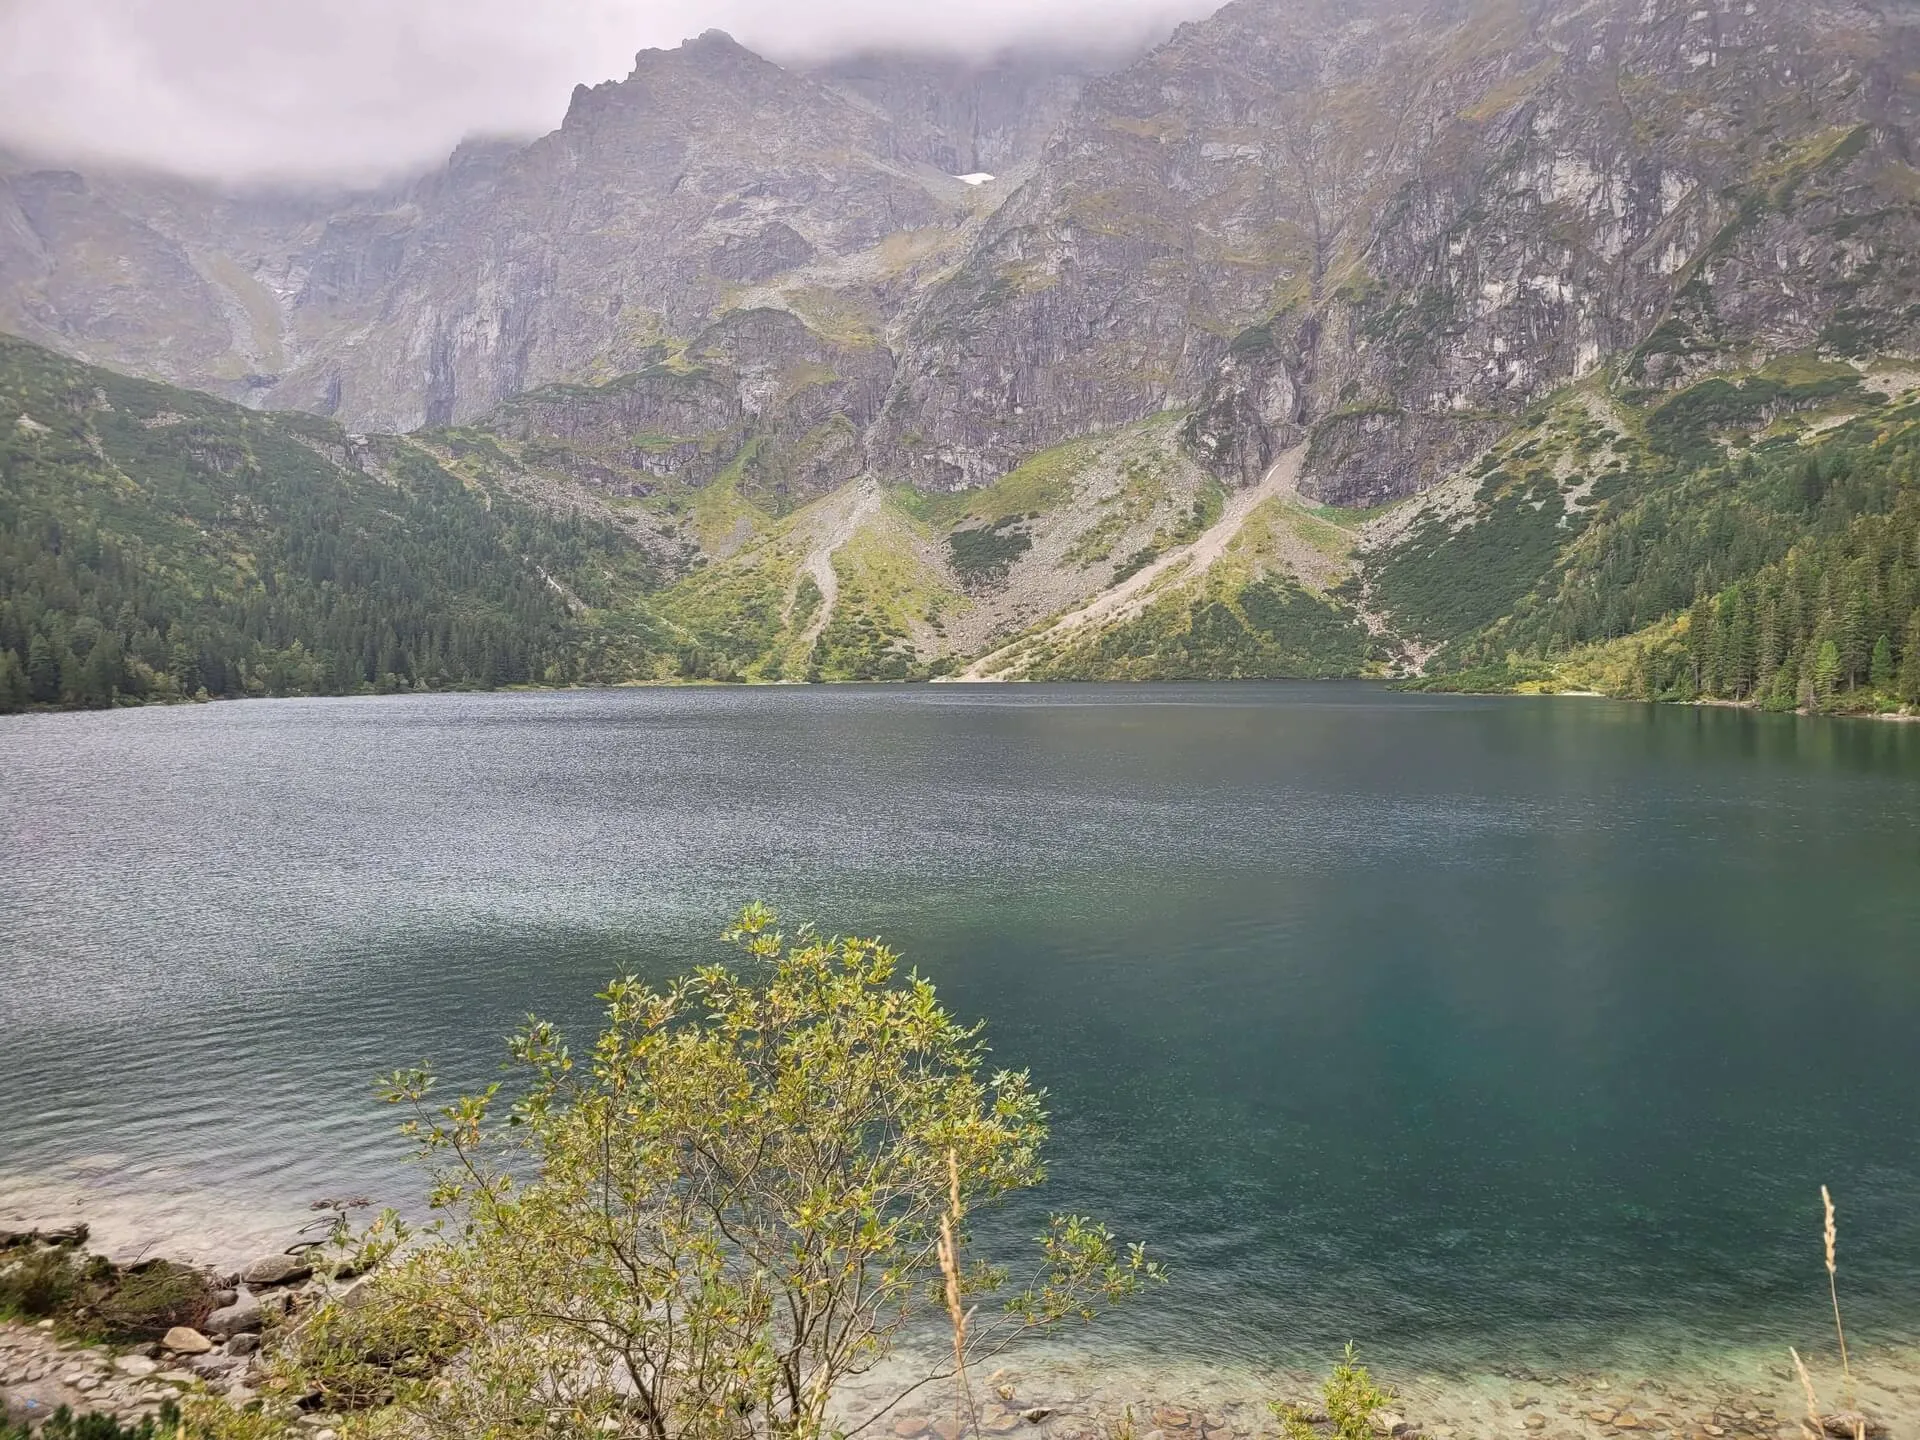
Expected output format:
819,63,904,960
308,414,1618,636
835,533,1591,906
1459,405,1920,712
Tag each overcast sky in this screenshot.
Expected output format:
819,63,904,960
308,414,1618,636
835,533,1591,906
0,0,1217,185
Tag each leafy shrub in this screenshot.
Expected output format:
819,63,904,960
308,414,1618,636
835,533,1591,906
1273,1345,1394,1440
1,1400,181,1440
81,1261,217,1341
0,1246,84,1320
1,1248,215,1340
322,906,1159,1440
272,1284,472,1412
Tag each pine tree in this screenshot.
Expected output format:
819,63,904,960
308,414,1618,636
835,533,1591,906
1901,613,1920,705
1686,593,1715,692
1813,639,1844,710
1870,633,1895,693
74,633,123,708
25,634,60,704
1840,592,1872,689
0,650,26,713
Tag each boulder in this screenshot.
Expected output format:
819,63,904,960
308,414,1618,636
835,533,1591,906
225,1333,260,1357
241,1254,311,1287
205,1291,264,1339
114,1355,160,1378
161,1327,213,1356
1821,1416,1887,1439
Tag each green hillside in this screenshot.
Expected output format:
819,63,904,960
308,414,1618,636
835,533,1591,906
10,325,1920,716
1373,363,1920,715
0,336,670,712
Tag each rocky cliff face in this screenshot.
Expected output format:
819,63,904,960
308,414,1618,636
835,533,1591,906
812,49,1111,176
878,0,1920,502
4,0,1920,514
482,306,896,513
0,32,1011,436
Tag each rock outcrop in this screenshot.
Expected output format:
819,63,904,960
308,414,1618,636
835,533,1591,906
877,0,1920,502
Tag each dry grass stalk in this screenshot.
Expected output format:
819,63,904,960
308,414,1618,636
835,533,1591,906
1822,1185,1852,1395
939,1147,980,1438
1790,1346,1822,1440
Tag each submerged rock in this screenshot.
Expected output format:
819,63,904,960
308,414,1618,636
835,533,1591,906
1820,1415,1887,1439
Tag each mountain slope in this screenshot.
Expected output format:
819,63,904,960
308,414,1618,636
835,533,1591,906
877,0,1920,502
8,0,1920,707
0,40,1099,435
1364,358,1920,711
0,334,687,709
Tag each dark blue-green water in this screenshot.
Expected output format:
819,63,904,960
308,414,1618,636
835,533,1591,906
3,684,1919,1377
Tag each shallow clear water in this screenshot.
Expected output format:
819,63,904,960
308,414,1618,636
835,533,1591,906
3,684,1919,1379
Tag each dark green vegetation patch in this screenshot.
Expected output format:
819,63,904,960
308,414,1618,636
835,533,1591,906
0,336,670,712
1368,472,1573,643
947,515,1034,588
1032,579,1378,681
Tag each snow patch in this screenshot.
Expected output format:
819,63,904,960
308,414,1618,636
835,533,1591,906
955,173,996,186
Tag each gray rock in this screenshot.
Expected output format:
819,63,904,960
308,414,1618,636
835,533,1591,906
1821,1416,1887,1439
205,1291,265,1339
224,1333,260,1357
113,1355,159,1378
241,1254,312,1287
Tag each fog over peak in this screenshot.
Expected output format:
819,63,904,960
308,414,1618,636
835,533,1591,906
0,0,1218,186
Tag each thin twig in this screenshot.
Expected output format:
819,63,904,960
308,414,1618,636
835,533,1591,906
938,1148,979,1438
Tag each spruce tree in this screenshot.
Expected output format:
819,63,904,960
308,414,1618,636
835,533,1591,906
1870,633,1895,693
0,650,26,713
1901,613,1920,704
25,634,60,704
1813,639,1843,710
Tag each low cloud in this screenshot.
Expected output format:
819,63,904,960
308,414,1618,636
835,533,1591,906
0,0,1214,185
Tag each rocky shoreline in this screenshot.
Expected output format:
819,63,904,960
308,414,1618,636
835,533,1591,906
5,1223,1910,1440
0,1223,355,1436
